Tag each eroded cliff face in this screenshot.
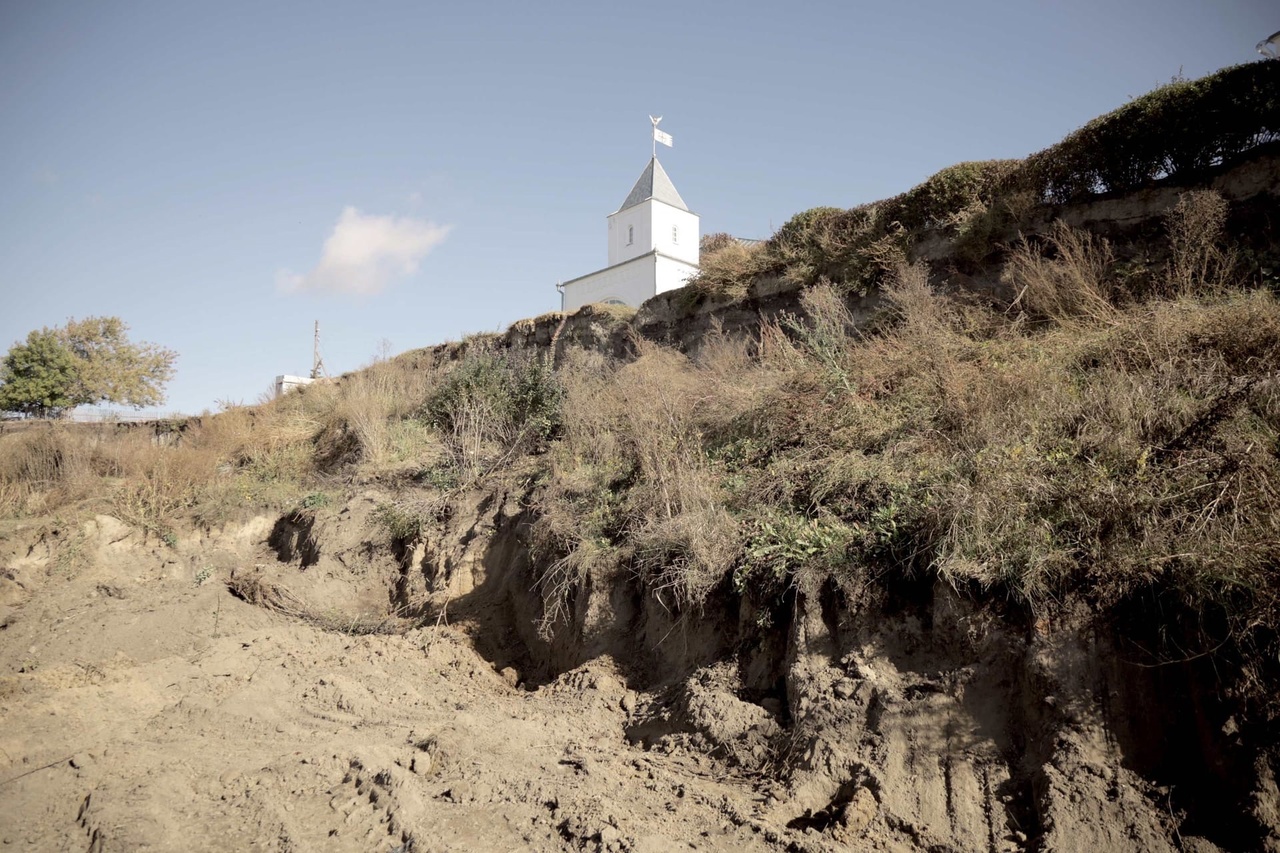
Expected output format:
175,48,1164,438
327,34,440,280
5,491,1237,852
2,393,1276,851
316,477,1276,852
357,155,1280,848
350,151,1280,851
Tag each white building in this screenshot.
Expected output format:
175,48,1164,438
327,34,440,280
274,374,314,397
559,157,700,312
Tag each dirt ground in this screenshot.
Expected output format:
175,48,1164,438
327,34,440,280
0,513,848,853
2,501,1270,852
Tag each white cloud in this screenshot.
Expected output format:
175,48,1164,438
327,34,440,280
277,206,451,296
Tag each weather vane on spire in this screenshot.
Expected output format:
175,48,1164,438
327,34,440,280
650,115,672,158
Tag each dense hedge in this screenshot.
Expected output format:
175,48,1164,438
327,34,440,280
761,204,892,289
881,159,1022,231
1011,59,1280,203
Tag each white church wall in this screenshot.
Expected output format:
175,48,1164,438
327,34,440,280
650,201,700,266
607,204,652,267
654,254,699,296
561,254,657,312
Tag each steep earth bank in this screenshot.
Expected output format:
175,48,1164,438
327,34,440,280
393,479,1280,852
5,475,1265,851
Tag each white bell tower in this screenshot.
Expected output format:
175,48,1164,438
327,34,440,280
606,157,700,268
557,117,701,312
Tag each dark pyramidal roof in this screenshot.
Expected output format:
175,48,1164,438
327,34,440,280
618,157,688,212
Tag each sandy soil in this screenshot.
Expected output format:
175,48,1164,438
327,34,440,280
2,500,1261,852
0,514,823,853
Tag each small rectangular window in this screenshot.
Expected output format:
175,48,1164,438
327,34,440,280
672,225,679,244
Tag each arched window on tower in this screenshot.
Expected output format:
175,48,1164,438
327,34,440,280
627,225,634,246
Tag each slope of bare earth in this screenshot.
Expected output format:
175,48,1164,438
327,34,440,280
7,478,1268,853
0,511,897,853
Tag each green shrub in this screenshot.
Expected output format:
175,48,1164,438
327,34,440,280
299,491,331,510
764,204,906,291
754,162,1018,294
423,348,562,476
371,501,423,541
1008,60,1280,203
735,511,853,594
687,64,1278,308
779,283,861,392
882,159,1022,232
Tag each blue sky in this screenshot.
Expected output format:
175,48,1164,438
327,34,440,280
1,1,1274,414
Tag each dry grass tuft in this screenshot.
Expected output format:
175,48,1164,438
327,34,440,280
1005,221,1118,324
530,341,748,630
0,346,447,530
687,240,772,301
312,355,439,471
1165,190,1239,297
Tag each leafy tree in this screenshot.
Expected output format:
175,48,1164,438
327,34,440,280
0,328,80,417
0,317,177,418
58,317,177,410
